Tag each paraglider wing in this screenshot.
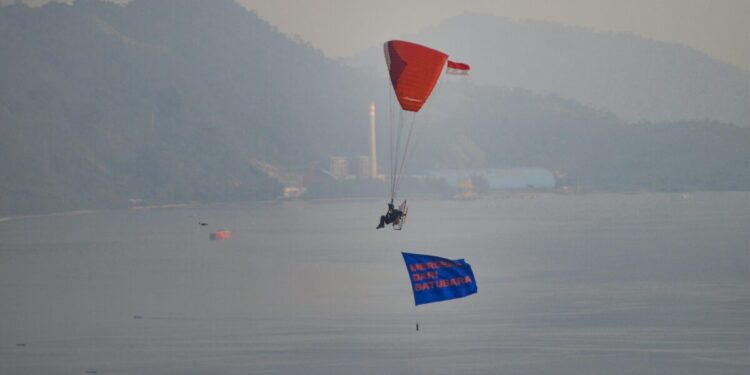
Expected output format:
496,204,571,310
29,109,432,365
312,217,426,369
384,40,449,112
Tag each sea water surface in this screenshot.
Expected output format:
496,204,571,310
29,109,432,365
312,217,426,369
1,192,749,374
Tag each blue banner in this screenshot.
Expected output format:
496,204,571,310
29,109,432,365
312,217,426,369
402,252,478,306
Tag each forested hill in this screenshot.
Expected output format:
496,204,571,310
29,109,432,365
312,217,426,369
347,13,750,127
0,0,372,214
414,82,750,192
1,0,749,216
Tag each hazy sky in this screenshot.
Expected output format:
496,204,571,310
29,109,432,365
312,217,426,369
236,0,750,71
6,0,750,70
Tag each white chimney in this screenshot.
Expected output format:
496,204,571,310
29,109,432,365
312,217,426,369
369,102,377,179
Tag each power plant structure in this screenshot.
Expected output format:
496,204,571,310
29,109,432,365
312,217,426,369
326,102,384,182
369,102,378,179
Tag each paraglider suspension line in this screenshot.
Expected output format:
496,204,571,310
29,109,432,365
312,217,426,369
393,112,417,201
390,111,403,201
388,82,395,203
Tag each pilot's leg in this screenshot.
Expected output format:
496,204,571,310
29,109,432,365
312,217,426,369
377,216,386,229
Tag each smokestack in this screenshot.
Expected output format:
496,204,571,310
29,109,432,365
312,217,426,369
369,102,377,179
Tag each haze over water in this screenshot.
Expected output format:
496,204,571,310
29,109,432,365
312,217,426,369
1,192,749,374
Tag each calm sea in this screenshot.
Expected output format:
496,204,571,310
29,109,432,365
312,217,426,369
1,192,748,374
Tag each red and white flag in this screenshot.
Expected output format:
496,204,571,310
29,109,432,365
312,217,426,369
446,60,470,75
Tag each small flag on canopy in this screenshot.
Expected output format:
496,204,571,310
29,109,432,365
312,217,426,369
402,252,478,305
446,60,470,75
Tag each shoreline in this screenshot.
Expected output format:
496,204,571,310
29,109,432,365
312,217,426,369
1,190,747,222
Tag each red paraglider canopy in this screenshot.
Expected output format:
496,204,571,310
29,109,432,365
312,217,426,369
384,40,449,112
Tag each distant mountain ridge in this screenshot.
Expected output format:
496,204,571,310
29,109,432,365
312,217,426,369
346,13,750,127
0,0,371,214
1,1,749,216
